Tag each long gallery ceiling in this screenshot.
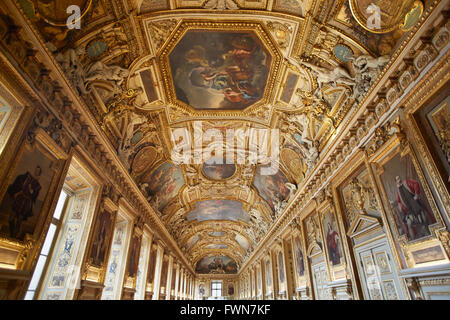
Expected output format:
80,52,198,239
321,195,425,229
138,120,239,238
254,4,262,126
15,0,428,275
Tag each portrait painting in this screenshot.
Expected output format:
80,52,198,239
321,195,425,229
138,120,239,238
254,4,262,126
186,200,250,223
195,255,238,274
379,153,437,242
265,259,272,289
0,142,59,241
323,210,343,267
294,237,305,278
202,157,236,180
127,234,141,278
89,209,114,267
278,251,285,286
147,250,157,284
228,283,235,296
141,162,184,212
169,30,270,110
253,166,291,211
199,283,205,296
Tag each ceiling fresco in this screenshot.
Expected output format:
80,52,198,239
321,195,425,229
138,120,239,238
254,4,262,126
195,255,238,274
202,157,237,180
168,30,271,110
20,0,427,273
186,200,251,223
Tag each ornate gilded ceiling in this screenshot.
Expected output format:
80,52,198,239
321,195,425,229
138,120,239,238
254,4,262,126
17,0,427,274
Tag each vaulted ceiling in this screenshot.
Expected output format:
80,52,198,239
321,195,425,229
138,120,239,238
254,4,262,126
17,0,427,274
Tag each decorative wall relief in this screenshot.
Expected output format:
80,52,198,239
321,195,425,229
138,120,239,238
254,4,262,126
340,168,380,228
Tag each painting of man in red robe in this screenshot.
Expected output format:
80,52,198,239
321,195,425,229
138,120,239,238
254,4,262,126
326,220,342,266
395,175,436,240
380,153,437,242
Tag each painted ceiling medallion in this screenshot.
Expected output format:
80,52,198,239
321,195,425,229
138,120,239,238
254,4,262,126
159,20,282,115
20,0,93,26
202,157,236,180
186,200,251,222
349,0,420,33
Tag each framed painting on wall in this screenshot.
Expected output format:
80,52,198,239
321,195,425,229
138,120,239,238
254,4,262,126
0,132,66,242
370,133,447,268
293,236,305,288
0,129,67,269
265,258,272,293
278,251,286,293
126,232,142,279
412,92,450,198
88,207,116,269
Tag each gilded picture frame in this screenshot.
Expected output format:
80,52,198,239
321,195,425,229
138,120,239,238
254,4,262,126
0,128,68,270
370,133,447,268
